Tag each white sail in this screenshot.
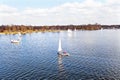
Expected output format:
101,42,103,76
58,38,62,52
57,36,70,56
74,28,76,31
18,32,22,41
67,29,72,33
18,32,21,37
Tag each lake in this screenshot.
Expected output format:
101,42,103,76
0,29,120,80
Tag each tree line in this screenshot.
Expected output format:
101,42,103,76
0,24,119,34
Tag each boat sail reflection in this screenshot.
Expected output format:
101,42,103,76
57,55,68,80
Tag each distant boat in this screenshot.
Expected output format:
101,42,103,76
58,38,70,56
67,29,72,33
101,28,103,30
18,32,22,37
11,32,22,43
67,29,73,37
74,28,77,31
11,39,20,43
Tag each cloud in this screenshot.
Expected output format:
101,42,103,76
0,4,17,12
0,0,120,25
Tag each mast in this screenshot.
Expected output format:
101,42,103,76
18,32,21,41
18,32,21,37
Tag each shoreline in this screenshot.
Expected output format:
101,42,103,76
0,28,120,35
0,30,61,35
1,24,120,35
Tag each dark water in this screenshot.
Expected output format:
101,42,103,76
0,30,120,80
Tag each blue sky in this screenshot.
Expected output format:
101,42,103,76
0,0,84,9
0,0,120,25
0,0,106,10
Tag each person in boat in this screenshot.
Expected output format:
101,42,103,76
63,51,69,56
63,51,67,54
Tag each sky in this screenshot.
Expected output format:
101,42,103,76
0,0,120,25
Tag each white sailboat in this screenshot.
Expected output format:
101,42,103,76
67,29,72,33
11,39,20,43
74,28,77,31
58,38,70,56
67,29,73,37
11,32,22,43
18,32,22,37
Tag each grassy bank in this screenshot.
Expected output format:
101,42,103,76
0,30,61,35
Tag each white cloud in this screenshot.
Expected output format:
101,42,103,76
0,4,17,12
0,0,120,25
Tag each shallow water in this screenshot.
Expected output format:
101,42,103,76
0,30,120,80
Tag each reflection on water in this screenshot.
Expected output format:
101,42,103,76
0,30,120,79
57,55,67,80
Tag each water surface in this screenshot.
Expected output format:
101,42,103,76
0,30,120,80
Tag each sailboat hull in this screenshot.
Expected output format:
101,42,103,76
11,40,20,43
58,51,70,56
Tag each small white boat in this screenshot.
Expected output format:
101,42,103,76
11,39,20,43
74,28,77,31
11,32,22,43
67,29,72,33
18,32,22,37
58,38,70,56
